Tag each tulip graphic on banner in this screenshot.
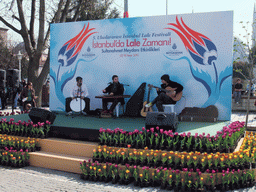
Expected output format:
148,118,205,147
50,23,97,110
165,16,232,107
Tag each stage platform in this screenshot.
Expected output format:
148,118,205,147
3,112,229,142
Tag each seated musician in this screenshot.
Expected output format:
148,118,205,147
145,74,183,112
66,76,90,116
102,75,124,115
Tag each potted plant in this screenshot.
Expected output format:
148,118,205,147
185,132,193,151
167,173,173,190
153,168,162,187
133,165,139,186
97,168,103,182
124,164,131,185
161,153,168,167
201,157,207,172
160,168,168,189
174,170,181,192
207,154,213,171
80,161,89,180
111,164,119,184
152,152,160,167
166,133,174,151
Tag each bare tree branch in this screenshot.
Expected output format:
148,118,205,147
29,0,36,48
0,16,21,34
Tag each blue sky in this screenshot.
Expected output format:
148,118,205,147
113,0,256,41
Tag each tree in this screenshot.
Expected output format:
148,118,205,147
0,36,28,77
0,0,120,106
233,21,256,128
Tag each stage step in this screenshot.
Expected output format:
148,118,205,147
39,138,98,157
29,138,99,174
29,151,90,174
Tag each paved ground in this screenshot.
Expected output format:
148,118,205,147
0,106,256,191
0,165,255,192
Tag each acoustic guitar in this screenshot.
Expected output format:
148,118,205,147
148,84,183,101
140,86,153,117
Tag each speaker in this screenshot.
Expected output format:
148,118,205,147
145,112,178,131
7,69,19,88
29,108,56,124
0,69,6,88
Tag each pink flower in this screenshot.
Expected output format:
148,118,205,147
155,133,158,137
156,126,159,130
150,128,154,133
142,127,145,131
160,129,163,134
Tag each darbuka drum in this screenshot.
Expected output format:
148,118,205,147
70,98,86,112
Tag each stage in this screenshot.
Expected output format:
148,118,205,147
3,111,229,142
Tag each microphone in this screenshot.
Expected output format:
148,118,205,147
121,84,129,86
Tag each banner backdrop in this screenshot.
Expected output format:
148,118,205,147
50,11,233,120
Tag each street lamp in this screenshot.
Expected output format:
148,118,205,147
17,51,23,82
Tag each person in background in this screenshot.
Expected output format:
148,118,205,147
234,78,243,105
245,81,255,97
0,87,7,110
102,75,124,115
21,82,37,111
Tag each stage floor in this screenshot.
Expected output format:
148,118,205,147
3,112,229,136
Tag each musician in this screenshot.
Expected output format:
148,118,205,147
145,74,183,112
102,75,124,114
66,76,90,115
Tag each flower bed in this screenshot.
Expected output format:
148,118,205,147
0,148,30,167
99,121,245,153
0,135,41,168
0,135,41,152
0,118,52,138
80,121,256,190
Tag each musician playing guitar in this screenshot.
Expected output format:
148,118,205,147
102,75,125,115
145,74,183,112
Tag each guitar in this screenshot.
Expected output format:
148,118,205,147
140,86,153,117
148,84,183,101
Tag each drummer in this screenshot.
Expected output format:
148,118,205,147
66,76,90,116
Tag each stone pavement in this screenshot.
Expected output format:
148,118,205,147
0,165,255,192
0,106,255,191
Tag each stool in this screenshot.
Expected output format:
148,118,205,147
163,104,175,113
